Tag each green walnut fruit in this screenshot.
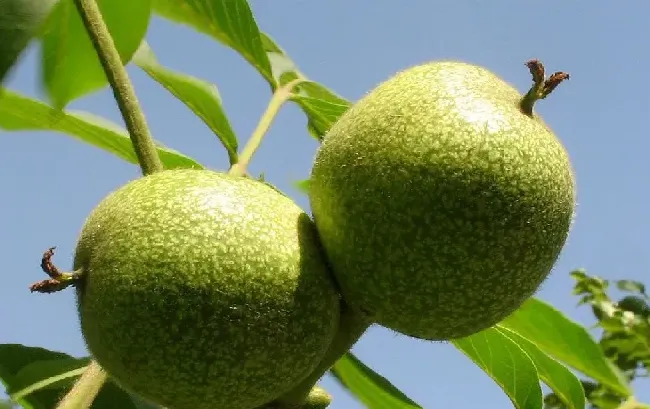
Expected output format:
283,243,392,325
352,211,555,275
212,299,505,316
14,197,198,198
309,60,576,340
73,169,340,409
618,295,650,318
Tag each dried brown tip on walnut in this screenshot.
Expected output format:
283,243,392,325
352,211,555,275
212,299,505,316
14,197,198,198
30,247,81,294
542,72,570,98
525,59,545,85
40,247,62,279
519,59,569,116
30,278,72,293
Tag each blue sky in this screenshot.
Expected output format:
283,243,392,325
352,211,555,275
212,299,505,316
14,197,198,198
2,1,649,408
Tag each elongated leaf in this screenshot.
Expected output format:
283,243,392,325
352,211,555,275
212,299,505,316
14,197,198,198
128,394,162,409
453,327,543,409
10,359,89,401
497,326,586,409
151,3,352,140
293,179,310,195
260,34,352,140
40,0,151,108
0,344,71,409
0,0,55,83
0,88,204,169
615,280,646,296
0,344,155,409
290,86,351,140
133,42,239,165
330,352,422,409
151,0,272,82
500,298,631,396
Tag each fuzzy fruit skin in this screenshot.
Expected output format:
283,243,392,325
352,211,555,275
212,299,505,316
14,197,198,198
308,61,576,341
73,169,340,409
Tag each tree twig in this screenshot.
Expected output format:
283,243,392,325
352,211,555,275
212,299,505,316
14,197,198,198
72,0,163,175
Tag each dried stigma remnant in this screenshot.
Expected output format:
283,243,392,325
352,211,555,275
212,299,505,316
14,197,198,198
519,59,570,116
30,247,82,293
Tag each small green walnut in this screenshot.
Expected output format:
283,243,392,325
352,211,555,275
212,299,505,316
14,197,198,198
308,60,576,340
73,169,340,409
618,295,650,318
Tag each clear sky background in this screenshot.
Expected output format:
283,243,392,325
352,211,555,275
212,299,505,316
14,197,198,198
2,1,649,408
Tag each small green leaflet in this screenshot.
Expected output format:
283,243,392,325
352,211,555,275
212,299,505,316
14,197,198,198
330,352,422,409
453,327,543,409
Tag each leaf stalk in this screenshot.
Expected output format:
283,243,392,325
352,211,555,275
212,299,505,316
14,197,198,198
55,361,107,409
228,78,304,177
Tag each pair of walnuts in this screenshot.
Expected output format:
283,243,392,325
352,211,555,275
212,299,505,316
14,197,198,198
71,61,576,409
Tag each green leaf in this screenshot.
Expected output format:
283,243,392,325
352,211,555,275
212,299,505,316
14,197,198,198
9,358,89,401
0,344,71,409
499,298,631,396
128,394,162,409
452,327,543,409
617,295,650,318
497,326,586,409
0,345,161,409
290,87,351,140
151,0,272,82
0,0,55,84
330,352,422,409
85,382,153,409
260,34,352,140
133,42,239,165
151,3,352,140
39,0,151,108
615,280,647,296
0,88,204,170
293,179,310,195
571,269,609,300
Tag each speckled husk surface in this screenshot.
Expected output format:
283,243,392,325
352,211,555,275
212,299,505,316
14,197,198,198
74,169,340,409
309,60,576,341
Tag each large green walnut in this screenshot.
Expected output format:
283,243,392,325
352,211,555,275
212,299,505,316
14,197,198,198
308,60,576,341
73,169,340,409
